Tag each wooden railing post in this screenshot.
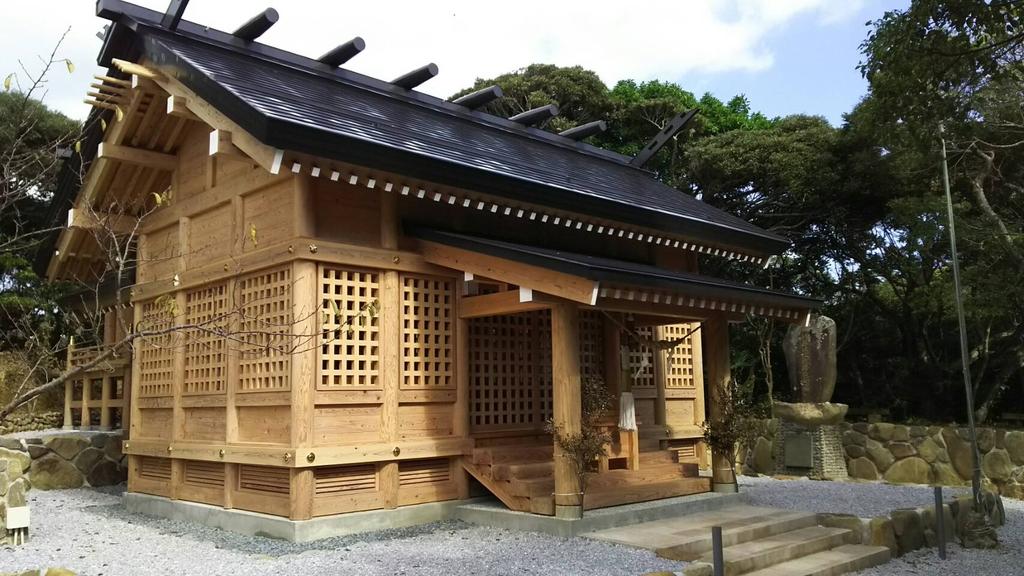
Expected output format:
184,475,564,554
64,337,75,429
80,376,92,430
99,375,112,430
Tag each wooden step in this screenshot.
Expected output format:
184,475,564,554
583,477,710,510
473,445,552,466
491,460,553,481
656,511,820,561
704,526,854,575
508,476,554,498
741,544,891,576
639,450,678,464
587,462,690,488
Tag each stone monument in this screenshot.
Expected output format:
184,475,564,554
774,315,848,480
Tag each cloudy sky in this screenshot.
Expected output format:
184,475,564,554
2,0,905,124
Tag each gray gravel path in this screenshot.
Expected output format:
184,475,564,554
0,485,683,576
740,475,1022,576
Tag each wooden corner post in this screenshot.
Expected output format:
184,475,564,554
551,302,583,518
703,314,737,492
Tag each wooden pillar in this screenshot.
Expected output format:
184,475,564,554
602,316,621,399
379,189,401,508
703,314,737,492
63,337,75,429
551,302,583,518
99,375,112,430
653,325,668,428
80,377,91,429
289,259,317,520
453,307,471,499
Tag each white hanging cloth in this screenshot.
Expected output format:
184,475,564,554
619,391,637,431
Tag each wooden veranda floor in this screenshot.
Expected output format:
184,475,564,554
462,443,711,515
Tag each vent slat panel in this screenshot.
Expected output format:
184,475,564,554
315,464,377,496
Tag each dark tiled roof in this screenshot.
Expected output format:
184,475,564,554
409,227,820,310
95,1,789,256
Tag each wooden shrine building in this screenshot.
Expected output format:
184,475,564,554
38,0,819,524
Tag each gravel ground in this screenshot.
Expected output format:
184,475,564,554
0,485,682,576
740,474,1023,576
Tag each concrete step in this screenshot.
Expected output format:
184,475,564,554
655,511,820,561
586,506,812,552
703,526,855,575
741,544,891,576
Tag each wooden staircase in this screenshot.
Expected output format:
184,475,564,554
462,443,711,516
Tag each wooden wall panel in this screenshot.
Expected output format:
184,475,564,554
187,204,233,267
139,223,179,284
137,408,173,440
660,323,705,436
230,464,290,516
311,463,383,516
400,275,453,390
237,266,292,392
236,405,291,444
130,455,173,497
318,266,380,390
175,124,209,202
179,460,225,506
183,283,228,395
312,405,382,445
398,403,454,439
137,299,176,398
397,458,457,506
241,180,294,253
182,407,226,442
312,178,381,247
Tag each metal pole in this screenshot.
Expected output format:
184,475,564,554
934,486,947,560
711,526,724,576
939,126,983,509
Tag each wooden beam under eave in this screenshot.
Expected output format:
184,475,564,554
166,95,200,122
98,143,177,172
67,208,137,236
418,241,599,306
146,67,284,174
459,289,556,319
594,297,734,322
209,129,247,160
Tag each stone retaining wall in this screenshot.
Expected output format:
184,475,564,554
0,431,126,490
741,419,1024,500
0,412,62,435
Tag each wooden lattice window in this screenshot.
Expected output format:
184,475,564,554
319,266,380,389
401,275,453,389
627,326,655,389
663,323,697,388
578,310,605,380
183,283,228,395
238,465,290,494
183,460,224,487
137,299,176,398
399,458,451,486
314,464,377,496
238,267,292,392
469,311,552,432
138,456,172,481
